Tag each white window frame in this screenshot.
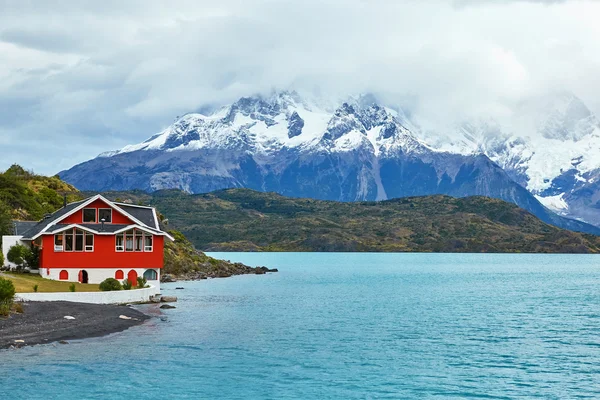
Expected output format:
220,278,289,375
98,208,113,223
85,232,94,252
74,228,84,252
54,234,64,252
144,234,153,252
115,233,124,252
82,208,97,223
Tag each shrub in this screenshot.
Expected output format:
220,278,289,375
0,300,10,317
25,246,40,269
69,283,76,292
7,244,32,270
0,250,4,267
13,302,23,313
99,278,122,291
122,279,132,290
136,277,147,288
33,284,38,293
0,277,15,302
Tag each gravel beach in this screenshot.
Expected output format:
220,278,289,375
0,301,150,349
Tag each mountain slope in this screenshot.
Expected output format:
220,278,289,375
94,189,600,253
418,92,600,226
59,91,599,235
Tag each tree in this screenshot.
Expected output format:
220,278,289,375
25,246,40,269
7,244,32,270
0,200,11,238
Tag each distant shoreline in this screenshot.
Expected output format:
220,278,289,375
0,301,149,350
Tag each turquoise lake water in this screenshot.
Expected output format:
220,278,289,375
2,252,600,399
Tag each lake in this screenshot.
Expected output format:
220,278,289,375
2,253,600,399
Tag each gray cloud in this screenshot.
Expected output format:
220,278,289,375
0,0,599,174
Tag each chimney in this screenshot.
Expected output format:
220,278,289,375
63,194,67,208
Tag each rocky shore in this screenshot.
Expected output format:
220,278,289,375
162,265,278,282
163,230,277,281
0,301,149,349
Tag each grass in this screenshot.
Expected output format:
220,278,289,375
2,273,100,293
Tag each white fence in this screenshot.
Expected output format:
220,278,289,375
16,284,159,304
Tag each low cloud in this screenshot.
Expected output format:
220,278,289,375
0,0,599,174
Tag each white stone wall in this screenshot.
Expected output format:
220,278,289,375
1,235,24,269
16,284,160,305
38,267,160,290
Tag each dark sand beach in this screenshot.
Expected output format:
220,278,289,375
0,301,149,349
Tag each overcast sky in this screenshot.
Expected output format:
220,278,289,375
1,0,599,175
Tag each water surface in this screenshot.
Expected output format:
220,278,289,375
2,253,600,399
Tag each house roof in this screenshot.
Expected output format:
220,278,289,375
12,194,172,241
12,221,40,236
113,203,159,229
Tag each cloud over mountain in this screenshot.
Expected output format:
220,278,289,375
0,0,599,174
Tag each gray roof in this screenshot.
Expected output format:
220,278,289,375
115,204,158,229
12,221,39,236
13,196,163,240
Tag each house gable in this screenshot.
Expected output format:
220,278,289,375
61,199,134,225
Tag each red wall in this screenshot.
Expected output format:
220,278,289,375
61,199,134,225
41,234,164,269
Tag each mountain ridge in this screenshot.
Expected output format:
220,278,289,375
59,91,600,235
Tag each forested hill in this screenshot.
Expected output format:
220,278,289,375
95,188,600,253
0,165,256,279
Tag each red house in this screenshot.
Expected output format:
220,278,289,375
3,195,174,287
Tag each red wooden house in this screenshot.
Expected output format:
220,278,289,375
4,195,174,287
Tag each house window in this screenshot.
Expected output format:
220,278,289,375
145,235,153,252
85,232,94,252
135,230,143,252
99,208,112,223
75,229,84,252
54,234,64,251
125,229,134,252
65,230,74,252
143,269,158,280
116,234,124,251
83,208,96,223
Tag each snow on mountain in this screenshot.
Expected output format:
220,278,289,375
59,90,600,234
410,92,600,225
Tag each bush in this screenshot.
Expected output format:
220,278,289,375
0,277,15,302
136,277,147,288
99,278,122,291
122,279,132,290
0,300,10,317
33,284,38,292
7,244,32,270
69,283,76,292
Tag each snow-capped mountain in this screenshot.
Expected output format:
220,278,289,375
59,91,600,234
416,92,600,226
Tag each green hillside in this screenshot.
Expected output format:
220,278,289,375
96,188,600,253
0,166,251,278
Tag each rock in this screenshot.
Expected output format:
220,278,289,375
254,267,266,275
118,315,132,320
160,304,176,309
269,268,279,272
161,274,176,283
59,340,69,345
160,296,178,303
14,340,24,343
63,316,75,320
150,295,161,303
175,287,184,290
